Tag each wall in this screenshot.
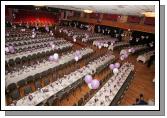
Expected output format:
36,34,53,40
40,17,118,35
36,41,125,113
70,12,155,33
70,17,154,33
6,8,58,26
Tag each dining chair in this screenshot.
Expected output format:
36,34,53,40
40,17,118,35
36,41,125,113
5,61,9,71
34,81,42,90
9,89,20,101
6,83,17,94
17,79,26,88
8,59,15,68
26,76,34,84
23,85,32,96
77,98,84,106
43,78,50,86
21,56,27,66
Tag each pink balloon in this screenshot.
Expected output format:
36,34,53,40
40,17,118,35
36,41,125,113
49,42,53,46
5,47,10,53
91,79,100,89
115,63,120,68
48,55,54,61
53,53,59,60
84,75,93,84
74,56,79,62
51,44,55,49
109,64,115,70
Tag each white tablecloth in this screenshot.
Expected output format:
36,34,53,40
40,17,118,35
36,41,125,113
5,41,73,62
11,53,115,106
108,42,129,51
137,51,155,63
6,48,93,87
85,63,134,106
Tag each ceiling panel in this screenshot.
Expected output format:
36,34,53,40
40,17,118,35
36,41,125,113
47,5,155,16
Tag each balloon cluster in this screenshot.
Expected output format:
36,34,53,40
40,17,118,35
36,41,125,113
45,26,49,32
141,36,145,39
48,53,59,62
6,33,9,36
73,35,77,42
85,33,89,38
49,42,56,49
120,49,129,61
98,44,102,49
149,42,154,47
36,26,39,30
109,62,120,75
84,75,100,90
5,46,15,54
32,28,36,37
50,30,53,36
128,48,135,53
103,43,108,48
74,51,82,62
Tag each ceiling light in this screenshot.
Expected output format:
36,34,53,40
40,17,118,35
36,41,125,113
34,5,45,7
83,9,93,13
142,11,155,17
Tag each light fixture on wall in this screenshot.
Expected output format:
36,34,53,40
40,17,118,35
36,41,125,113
34,5,45,7
142,11,155,17
83,9,93,13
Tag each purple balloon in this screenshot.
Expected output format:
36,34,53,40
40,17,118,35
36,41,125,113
78,54,82,59
124,53,128,59
8,46,15,53
84,75,93,84
131,48,135,53
10,49,15,54
48,55,54,61
109,64,115,70
91,79,100,89
75,51,80,56
8,46,14,51
115,62,120,68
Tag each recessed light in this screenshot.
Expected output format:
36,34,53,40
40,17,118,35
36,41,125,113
142,11,155,17
83,9,93,13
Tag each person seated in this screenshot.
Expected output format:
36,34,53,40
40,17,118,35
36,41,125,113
132,98,140,105
138,94,148,105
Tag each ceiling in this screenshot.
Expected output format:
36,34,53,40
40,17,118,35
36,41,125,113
47,5,155,16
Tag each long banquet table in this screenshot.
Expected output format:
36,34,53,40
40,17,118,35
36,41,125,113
6,48,93,87
10,53,115,106
85,63,134,106
137,50,155,63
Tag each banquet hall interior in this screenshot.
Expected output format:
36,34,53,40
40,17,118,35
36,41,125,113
5,5,155,106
